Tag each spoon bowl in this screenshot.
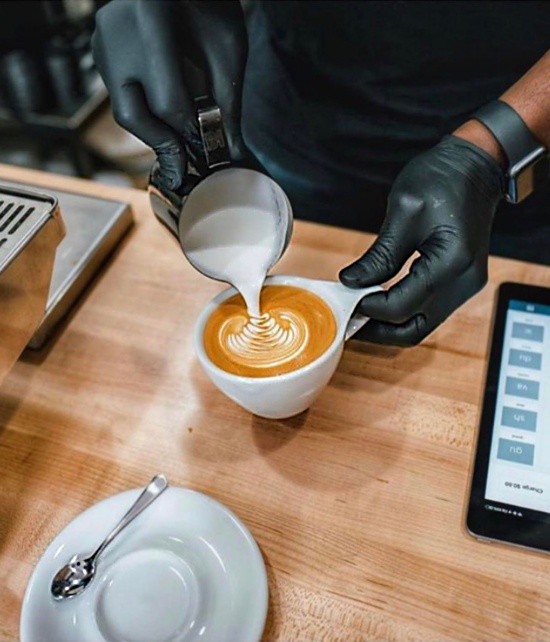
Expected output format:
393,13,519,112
51,554,96,600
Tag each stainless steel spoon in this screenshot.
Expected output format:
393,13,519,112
51,474,169,601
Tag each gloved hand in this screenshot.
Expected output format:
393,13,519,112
92,0,248,191
339,136,504,346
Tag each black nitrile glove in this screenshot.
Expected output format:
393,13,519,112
92,0,248,191
339,136,504,346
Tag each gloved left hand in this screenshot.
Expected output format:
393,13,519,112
339,136,504,346
92,0,248,192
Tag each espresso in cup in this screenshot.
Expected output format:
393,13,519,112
203,285,337,377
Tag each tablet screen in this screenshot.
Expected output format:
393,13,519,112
485,299,550,515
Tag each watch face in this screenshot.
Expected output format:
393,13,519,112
507,148,550,203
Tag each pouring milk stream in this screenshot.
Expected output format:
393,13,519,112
174,166,295,365
181,205,279,318
149,102,295,348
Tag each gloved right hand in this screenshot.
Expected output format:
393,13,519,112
92,0,248,191
339,136,503,346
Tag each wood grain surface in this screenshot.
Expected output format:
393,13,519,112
1,164,550,642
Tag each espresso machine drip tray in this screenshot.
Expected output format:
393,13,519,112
1,179,133,349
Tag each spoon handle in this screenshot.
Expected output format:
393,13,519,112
92,474,169,561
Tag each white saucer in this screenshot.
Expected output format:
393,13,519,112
20,487,268,642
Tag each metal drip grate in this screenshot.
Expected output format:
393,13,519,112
0,187,56,269
0,200,35,233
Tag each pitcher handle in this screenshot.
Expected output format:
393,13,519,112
148,99,231,239
196,99,231,170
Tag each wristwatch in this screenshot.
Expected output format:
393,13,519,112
472,100,550,203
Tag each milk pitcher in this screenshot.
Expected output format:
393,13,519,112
148,101,293,287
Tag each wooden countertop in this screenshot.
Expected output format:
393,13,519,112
1,164,550,642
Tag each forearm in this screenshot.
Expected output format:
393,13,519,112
454,49,550,164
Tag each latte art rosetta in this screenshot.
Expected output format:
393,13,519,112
203,285,337,378
223,311,309,369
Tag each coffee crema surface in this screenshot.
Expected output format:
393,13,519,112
203,285,337,377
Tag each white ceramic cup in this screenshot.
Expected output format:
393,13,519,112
194,275,382,419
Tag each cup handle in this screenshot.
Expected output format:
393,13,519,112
343,285,384,341
345,311,370,341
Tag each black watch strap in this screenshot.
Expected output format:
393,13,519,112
472,100,541,168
